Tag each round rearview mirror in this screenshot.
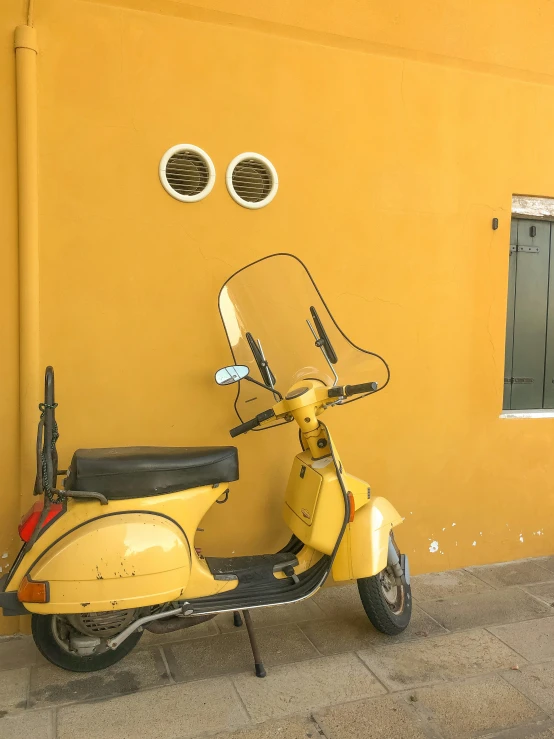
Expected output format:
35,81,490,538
215,365,250,386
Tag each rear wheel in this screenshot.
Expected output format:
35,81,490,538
357,563,412,635
31,611,143,672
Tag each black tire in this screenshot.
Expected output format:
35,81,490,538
31,614,143,672
357,568,412,635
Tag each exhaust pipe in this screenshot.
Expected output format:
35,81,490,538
144,613,215,634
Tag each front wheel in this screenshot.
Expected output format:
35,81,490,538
32,612,143,672
357,565,412,635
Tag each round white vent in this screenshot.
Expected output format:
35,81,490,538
226,153,278,209
159,144,215,202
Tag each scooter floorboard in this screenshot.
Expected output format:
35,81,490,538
182,554,330,614
206,552,299,585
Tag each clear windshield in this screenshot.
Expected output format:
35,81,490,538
218,254,389,422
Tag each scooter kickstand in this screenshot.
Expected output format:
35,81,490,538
233,611,243,628
242,609,266,678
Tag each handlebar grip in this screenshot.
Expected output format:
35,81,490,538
344,381,378,397
230,417,259,438
229,408,276,438
328,382,378,399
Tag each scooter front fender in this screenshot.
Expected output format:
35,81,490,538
332,496,403,581
22,513,191,614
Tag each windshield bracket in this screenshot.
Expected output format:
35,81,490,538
310,306,338,364
306,319,339,387
246,332,277,388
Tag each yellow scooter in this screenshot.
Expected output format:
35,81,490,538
0,254,410,674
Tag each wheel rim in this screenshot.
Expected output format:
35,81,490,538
379,568,405,615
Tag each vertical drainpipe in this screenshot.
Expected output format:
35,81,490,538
14,21,40,514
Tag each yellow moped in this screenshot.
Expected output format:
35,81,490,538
0,254,411,674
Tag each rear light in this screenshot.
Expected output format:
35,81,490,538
18,500,64,543
18,576,49,603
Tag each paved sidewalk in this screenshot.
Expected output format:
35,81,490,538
1,556,554,739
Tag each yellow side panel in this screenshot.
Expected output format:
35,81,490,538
283,452,343,554
284,456,322,526
8,484,220,590
27,513,191,613
333,497,403,581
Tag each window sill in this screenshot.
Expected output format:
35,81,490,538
500,409,554,419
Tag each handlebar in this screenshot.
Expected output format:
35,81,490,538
229,417,260,438
229,382,377,437
328,381,378,398
230,408,276,438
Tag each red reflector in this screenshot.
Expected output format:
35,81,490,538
18,500,63,543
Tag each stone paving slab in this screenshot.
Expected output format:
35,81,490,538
28,646,169,708
297,606,446,655
0,635,40,672
166,623,319,682
489,617,554,662
314,695,438,739
537,558,554,574
232,653,386,721
502,662,554,716
418,587,553,631
485,723,554,739
310,583,367,619
523,582,554,606
0,709,54,739
56,676,249,739
411,569,493,600
358,628,523,690
0,667,30,713
403,674,547,739
467,560,554,589
211,715,322,739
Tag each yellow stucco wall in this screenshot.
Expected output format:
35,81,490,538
2,0,554,633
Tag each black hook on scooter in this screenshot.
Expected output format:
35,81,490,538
34,366,59,496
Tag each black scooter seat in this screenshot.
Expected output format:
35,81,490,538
64,446,239,500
